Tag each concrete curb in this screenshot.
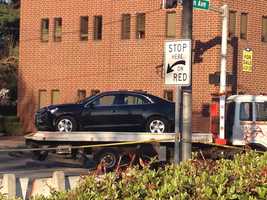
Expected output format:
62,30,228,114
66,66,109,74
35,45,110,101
0,171,81,200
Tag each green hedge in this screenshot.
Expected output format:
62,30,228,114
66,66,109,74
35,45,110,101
0,105,17,116
30,151,267,200
0,115,23,136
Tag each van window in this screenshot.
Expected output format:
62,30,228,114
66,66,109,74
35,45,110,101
256,102,267,121
240,102,252,121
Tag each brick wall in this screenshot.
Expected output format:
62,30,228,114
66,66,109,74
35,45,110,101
18,0,267,133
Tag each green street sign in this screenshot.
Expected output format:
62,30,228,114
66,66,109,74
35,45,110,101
193,0,209,10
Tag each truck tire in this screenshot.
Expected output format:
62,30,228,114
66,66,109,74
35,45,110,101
138,144,158,162
94,148,119,172
32,150,48,161
32,146,49,161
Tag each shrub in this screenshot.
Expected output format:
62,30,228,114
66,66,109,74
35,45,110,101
0,115,22,135
32,151,267,200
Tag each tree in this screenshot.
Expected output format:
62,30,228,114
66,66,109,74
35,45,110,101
0,3,19,58
0,56,17,105
10,0,20,9
0,1,19,106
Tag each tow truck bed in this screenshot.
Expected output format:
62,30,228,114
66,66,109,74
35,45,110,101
25,131,213,144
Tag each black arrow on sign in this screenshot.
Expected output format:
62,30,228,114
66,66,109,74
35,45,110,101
167,60,186,74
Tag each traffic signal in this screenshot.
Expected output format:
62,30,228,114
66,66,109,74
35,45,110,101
164,0,178,9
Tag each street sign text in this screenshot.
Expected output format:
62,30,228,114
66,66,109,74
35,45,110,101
164,40,191,86
193,0,209,10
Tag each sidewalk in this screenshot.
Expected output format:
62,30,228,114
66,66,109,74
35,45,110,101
0,136,25,149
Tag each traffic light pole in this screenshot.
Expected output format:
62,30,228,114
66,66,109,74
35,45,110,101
181,0,193,161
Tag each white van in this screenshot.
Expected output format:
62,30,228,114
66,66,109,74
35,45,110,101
225,95,267,150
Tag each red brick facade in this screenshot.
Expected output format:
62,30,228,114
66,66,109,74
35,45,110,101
18,0,267,133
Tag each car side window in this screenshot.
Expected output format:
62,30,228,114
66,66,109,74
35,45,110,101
93,95,116,106
123,95,148,105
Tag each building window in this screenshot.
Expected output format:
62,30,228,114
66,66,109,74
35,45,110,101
121,14,131,40
166,12,176,38
51,90,60,105
240,13,248,40
136,13,145,39
91,89,100,96
228,11,236,38
262,16,267,42
41,18,49,42
54,17,62,42
163,90,173,101
38,90,47,109
133,89,147,93
80,16,88,41
77,89,86,102
94,16,102,40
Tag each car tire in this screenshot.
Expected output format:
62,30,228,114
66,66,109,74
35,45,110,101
146,117,169,133
56,116,77,132
94,148,119,172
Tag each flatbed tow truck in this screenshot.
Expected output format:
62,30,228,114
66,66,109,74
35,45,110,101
25,131,213,170
25,95,267,170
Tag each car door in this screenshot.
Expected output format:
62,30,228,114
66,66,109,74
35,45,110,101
118,94,150,130
252,101,267,146
225,101,235,143
80,94,121,131
235,102,253,145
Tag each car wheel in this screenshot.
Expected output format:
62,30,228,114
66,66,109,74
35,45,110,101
146,117,169,133
56,116,77,132
95,148,119,172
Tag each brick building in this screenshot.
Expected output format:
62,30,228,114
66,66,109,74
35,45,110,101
19,0,267,133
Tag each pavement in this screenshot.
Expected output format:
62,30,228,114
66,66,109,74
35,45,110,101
0,135,25,149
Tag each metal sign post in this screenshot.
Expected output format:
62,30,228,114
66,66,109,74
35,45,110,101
164,39,192,164
181,0,193,161
174,86,181,164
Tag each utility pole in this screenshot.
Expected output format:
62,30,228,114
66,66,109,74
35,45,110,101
218,5,229,143
181,0,193,161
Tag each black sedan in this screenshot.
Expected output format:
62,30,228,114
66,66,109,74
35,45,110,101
35,91,175,133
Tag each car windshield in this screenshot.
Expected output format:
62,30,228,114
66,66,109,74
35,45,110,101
77,94,97,104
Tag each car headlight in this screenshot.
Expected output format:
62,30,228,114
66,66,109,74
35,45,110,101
49,107,58,114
